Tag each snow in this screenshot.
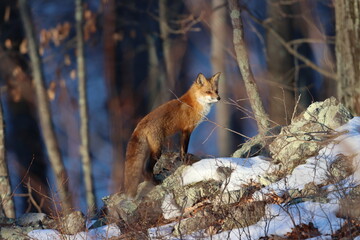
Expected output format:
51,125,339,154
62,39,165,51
28,223,121,240
148,222,177,239
162,194,182,219
208,202,341,240
150,201,342,239
253,117,360,201
182,156,275,191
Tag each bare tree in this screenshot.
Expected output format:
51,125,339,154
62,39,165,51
0,97,15,218
18,0,72,212
76,0,96,214
228,0,270,134
159,0,174,94
103,0,126,192
158,0,188,104
335,1,360,115
266,0,294,125
211,0,231,155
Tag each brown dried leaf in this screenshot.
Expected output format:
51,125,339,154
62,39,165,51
49,22,71,47
51,28,60,46
84,18,96,41
4,6,10,22
64,55,71,66
20,39,28,54
70,69,77,80
285,222,321,239
130,29,136,38
47,81,57,101
265,193,285,204
84,10,92,20
5,39,12,49
10,88,21,102
113,32,124,42
58,22,71,41
40,29,51,47
12,66,22,77
39,47,44,56
60,79,66,88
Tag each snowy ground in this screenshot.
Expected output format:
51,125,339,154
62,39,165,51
150,117,360,239
28,223,121,240
29,117,360,239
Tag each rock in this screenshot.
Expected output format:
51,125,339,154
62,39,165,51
328,154,354,182
213,189,244,205
301,182,322,197
232,126,282,158
269,97,352,172
0,215,45,240
17,213,48,227
102,192,139,225
173,214,217,237
0,217,15,226
172,201,266,236
61,211,86,235
1,226,34,240
154,152,200,183
173,180,222,209
222,201,266,231
337,185,360,219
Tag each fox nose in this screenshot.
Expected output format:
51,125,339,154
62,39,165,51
217,96,221,101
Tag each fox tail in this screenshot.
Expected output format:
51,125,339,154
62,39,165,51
124,134,150,197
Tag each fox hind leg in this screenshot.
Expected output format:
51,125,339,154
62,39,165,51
145,136,162,182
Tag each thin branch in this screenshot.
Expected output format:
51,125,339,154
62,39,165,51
288,38,335,46
26,180,42,213
76,0,96,215
245,9,337,81
228,0,271,134
0,96,15,218
18,0,72,212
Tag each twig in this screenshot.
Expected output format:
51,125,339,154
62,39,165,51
244,9,337,80
26,180,42,213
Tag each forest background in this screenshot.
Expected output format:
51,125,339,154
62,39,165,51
0,0,358,217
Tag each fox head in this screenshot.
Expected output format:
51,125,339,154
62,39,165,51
194,72,221,104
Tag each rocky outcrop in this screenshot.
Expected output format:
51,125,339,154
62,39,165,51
232,125,282,158
0,213,53,240
269,97,352,172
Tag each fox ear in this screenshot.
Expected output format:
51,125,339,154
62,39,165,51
195,73,207,86
211,72,221,86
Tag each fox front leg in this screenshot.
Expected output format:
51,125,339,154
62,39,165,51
180,130,192,160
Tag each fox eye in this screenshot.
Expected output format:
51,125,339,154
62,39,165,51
206,91,211,94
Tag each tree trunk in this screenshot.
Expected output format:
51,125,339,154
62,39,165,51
146,34,164,108
0,97,15,218
335,0,360,115
159,0,174,100
18,0,72,212
211,0,231,156
75,0,96,214
103,0,125,192
228,0,270,134
266,0,294,125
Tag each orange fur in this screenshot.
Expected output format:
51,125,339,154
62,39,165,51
124,73,221,197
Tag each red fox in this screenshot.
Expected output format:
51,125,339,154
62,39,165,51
124,73,221,197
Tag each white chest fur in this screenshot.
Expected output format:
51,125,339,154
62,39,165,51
197,97,213,120
200,102,212,117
